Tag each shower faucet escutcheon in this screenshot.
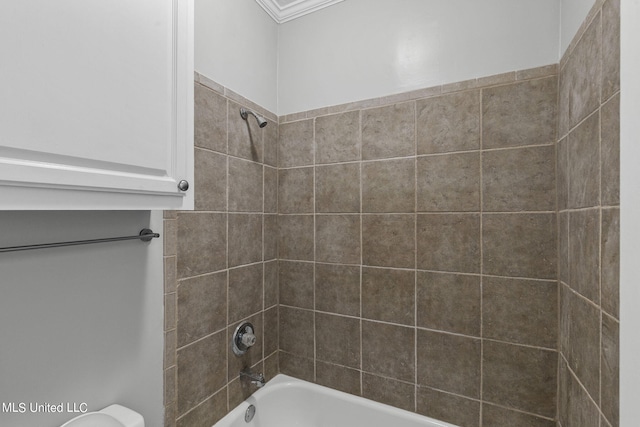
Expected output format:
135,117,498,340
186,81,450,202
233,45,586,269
232,321,257,355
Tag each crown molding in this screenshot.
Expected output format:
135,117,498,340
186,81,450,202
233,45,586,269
254,0,344,23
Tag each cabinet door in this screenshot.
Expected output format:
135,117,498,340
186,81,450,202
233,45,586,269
0,0,193,210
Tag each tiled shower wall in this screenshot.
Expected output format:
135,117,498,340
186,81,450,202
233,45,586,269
163,8,621,423
163,76,279,427
557,0,620,426
277,66,559,427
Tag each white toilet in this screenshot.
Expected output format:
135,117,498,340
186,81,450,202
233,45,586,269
60,404,144,427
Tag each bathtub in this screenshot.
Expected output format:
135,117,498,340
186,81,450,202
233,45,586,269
213,374,457,427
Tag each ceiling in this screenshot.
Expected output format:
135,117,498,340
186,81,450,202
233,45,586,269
254,0,345,23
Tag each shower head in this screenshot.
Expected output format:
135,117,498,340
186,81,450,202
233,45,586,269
240,108,268,128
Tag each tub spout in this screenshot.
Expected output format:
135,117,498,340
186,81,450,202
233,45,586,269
240,369,265,388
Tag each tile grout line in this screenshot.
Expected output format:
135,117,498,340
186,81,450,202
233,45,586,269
479,86,485,427
262,123,266,367
359,108,364,396
598,90,604,425
555,64,563,426
225,97,231,413
414,98,419,413
312,116,317,383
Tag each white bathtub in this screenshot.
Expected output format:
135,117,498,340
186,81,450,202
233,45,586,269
213,374,458,427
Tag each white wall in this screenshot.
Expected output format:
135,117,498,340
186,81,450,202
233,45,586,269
0,211,164,427
195,0,278,113
620,0,640,424
277,0,560,114
560,0,595,54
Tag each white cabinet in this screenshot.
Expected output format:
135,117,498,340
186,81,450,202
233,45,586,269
0,0,194,210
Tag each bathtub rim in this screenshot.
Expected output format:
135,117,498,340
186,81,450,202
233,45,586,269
213,373,459,427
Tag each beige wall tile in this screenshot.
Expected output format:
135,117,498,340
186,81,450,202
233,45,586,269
362,321,414,382
315,263,360,316
482,145,556,212
194,149,227,211
316,163,360,213
482,213,556,279
560,14,602,131
279,261,314,309
417,152,480,212
278,167,314,214
362,215,415,269
482,77,557,149
362,158,415,213
315,111,360,164
568,209,600,303
601,314,620,427
164,256,177,294
417,387,480,427
175,388,227,427
278,215,314,261
601,208,620,318
417,90,480,154
315,313,360,368
279,119,314,167
316,361,361,396
279,351,314,382
177,271,227,347
165,292,176,332
482,404,555,427
563,288,601,400
557,138,569,211
315,215,361,264
601,0,620,101
558,360,600,427
568,112,601,209
264,260,278,308
601,94,620,206
362,267,415,325
263,307,279,356
263,118,278,167
417,329,481,398
228,264,263,324
165,329,177,369
194,83,227,154
264,214,278,261
228,214,262,267
279,307,314,358
362,373,415,412
264,166,278,214
482,341,557,418
177,213,227,278
228,157,263,212
482,277,557,348
263,351,279,379
176,330,227,415
416,271,480,336
515,64,558,81
558,211,569,284
417,214,480,273
164,219,177,257
362,102,415,160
